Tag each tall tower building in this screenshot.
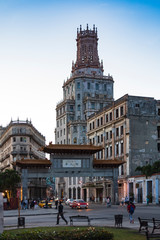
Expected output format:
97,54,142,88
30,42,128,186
55,25,114,146
55,25,114,199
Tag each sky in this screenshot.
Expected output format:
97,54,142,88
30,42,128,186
0,0,160,144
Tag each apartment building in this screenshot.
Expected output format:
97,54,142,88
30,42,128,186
0,119,45,172
87,95,160,203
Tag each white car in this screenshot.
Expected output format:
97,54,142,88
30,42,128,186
65,198,74,206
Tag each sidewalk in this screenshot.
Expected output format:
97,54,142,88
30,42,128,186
3,205,140,230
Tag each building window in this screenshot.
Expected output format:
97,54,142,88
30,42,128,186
116,144,119,155
90,123,92,131
116,109,119,118
57,131,59,138
135,103,140,108
121,125,124,135
120,106,124,116
64,129,65,135
121,165,124,175
157,126,160,138
77,82,80,89
96,83,99,90
106,132,108,140
57,121,59,127
20,137,26,142
106,114,108,123
77,93,80,100
110,130,112,139
116,128,119,137
63,117,65,124
97,119,100,127
106,147,108,158
110,112,112,121
92,122,95,129
101,134,103,142
91,102,95,109
158,109,160,115
78,104,81,111
13,137,16,142
93,137,95,144
110,146,112,157
60,130,62,136
121,142,124,154
87,82,90,89
74,137,77,143
101,150,103,159
70,105,73,111
101,117,103,125
60,119,62,126
97,136,100,143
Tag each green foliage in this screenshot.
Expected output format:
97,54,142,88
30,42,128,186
0,227,113,240
0,169,21,198
135,160,160,178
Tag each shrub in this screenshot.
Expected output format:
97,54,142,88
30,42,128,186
0,227,113,240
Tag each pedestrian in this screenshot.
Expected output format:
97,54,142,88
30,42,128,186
55,198,58,209
30,200,35,210
121,197,125,207
127,201,136,223
125,195,129,205
56,201,68,225
45,199,48,208
106,196,111,208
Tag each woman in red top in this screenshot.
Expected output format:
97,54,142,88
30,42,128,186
127,201,135,223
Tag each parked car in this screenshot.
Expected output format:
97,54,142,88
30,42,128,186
65,198,74,206
38,200,52,208
71,199,89,209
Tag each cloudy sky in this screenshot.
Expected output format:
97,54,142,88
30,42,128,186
0,0,160,144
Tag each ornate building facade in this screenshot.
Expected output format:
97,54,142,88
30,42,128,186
0,119,45,172
0,119,50,201
55,25,114,200
87,95,160,203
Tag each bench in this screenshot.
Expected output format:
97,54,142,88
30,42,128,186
152,218,160,233
138,217,153,232
69,215,90,226
146,231,160,240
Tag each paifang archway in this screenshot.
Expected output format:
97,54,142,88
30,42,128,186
40,143,124,204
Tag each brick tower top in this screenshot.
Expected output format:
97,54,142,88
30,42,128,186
72,24,103,74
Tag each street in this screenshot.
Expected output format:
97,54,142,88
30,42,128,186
3,203,160,230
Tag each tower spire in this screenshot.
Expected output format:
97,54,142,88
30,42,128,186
72,24,102,72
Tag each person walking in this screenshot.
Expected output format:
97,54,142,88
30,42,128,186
127,201,136,223
56,201,68,225
55,199,58,209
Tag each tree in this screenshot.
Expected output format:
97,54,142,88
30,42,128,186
135,160,160,178
0,169,21,199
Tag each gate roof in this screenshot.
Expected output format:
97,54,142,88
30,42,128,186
40,143,103,154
